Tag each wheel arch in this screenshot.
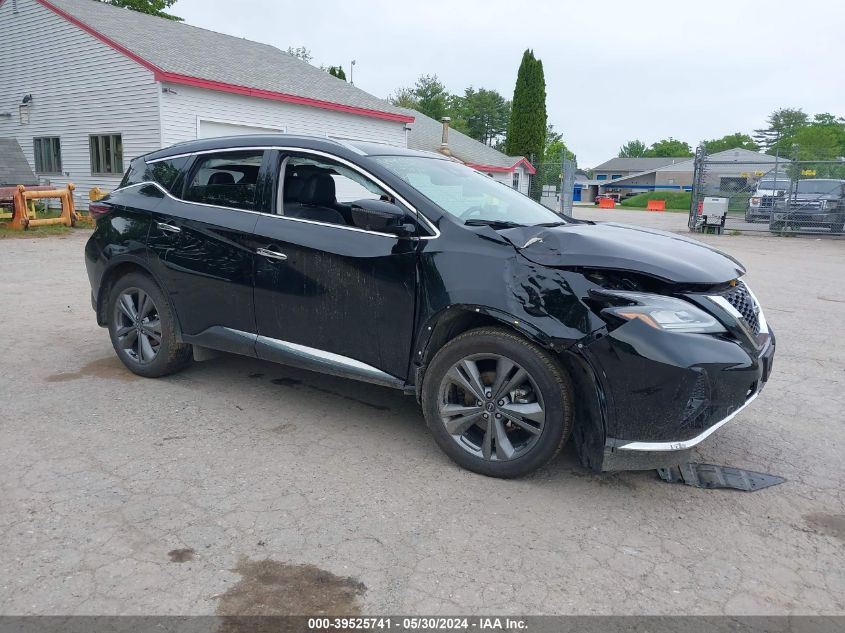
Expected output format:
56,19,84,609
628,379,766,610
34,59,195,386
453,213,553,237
411,304,575,396
413,304,610,471
96,259,181,339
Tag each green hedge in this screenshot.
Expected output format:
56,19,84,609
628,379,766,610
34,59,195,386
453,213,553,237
619,191,691,210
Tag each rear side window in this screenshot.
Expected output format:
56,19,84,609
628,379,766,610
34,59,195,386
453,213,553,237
184,150,265,211
119,156,189,194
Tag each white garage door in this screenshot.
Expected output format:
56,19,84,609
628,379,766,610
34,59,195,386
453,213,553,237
198,119,284,139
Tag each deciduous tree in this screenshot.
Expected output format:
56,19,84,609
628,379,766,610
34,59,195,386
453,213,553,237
644,138,693,157
96,0,181,20
702,133,758,154
618,140,647,158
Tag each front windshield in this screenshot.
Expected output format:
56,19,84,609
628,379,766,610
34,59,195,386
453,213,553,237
759,180,789,190
373,155,566,226
796,180,843,195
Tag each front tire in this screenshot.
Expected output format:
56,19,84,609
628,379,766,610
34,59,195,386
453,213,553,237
421,327,573,478
107,272,192,378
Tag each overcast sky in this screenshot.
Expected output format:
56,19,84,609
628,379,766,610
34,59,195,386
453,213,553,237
171,0,845,167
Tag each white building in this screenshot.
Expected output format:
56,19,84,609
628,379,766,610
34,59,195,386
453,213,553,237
401,108,534,195
0,0,414,206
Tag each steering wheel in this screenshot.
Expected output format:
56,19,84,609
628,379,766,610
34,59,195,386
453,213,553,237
457,206,488,220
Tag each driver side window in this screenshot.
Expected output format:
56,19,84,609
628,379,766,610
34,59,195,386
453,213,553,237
278,154,393,228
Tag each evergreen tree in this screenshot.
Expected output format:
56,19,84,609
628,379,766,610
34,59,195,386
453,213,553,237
505,49,547,173
753,108,808,153
327,66,347,81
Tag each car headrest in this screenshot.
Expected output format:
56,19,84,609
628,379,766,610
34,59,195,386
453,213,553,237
283,177,305,202
208,171,235,185
300,173,336,207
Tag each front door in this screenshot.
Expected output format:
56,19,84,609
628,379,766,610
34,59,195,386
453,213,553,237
251,150,419,383
147,149,268,345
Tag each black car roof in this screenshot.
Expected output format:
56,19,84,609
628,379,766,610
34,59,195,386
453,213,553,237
143,134,448,164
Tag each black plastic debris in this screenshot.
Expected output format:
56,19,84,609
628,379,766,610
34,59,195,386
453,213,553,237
657,463,785,491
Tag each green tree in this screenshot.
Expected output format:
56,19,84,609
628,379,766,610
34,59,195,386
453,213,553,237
96,0,181,20
411,75,450,121
644,137,693,157
450,87,511,146
790,121,845,161
753,108,809,153
327,66,347,81
388,88,419,110
505,49,548,172
702,133,758,154
618,140,647,158
535,125,574,189
285,46,313,63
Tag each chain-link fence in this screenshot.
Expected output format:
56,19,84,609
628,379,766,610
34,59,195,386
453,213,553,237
689,148,845,236
529,158,576,216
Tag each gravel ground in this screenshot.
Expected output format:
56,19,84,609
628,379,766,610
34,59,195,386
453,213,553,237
0,225,843,616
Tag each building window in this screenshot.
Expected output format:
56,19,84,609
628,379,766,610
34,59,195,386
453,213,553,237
611,174,623,180
596,174,608,181
89,134,124,175
512,172,520,189
33,137,62,174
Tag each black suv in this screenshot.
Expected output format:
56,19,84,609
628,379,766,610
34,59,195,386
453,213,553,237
86,135,775,478
770,179,845,233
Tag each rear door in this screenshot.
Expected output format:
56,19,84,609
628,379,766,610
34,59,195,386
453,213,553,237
251,150,419,382
147,149,268,342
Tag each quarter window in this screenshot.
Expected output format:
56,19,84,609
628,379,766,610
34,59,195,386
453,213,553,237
89,134,123,175
184,150,265,211
33,137,62,173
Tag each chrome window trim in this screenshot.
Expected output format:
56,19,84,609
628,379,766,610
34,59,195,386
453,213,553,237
617,389,761,452
146,145,440,239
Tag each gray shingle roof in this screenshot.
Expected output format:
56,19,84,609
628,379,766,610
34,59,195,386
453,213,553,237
48,0,412,121
0,138,38,186
592,157,690,172
401,108,529,171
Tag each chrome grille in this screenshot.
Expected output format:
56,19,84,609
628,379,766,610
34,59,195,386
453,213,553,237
724,280,760,335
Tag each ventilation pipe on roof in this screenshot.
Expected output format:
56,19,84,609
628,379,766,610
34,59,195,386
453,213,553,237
440,117,451,156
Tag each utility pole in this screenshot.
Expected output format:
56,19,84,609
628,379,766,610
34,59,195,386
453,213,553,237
350,60,356,85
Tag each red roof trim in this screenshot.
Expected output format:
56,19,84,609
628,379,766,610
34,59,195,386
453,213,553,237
33,0,415,124
155,72,415,123
466,157,536,175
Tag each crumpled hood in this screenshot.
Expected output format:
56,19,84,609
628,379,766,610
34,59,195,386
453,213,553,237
499,222,745,284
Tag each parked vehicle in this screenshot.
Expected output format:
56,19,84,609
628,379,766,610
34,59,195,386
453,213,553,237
745,177,790,223
85,135,775,478
769,179,845,233
594,193,620,205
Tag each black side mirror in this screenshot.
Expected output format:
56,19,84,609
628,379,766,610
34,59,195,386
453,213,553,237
350,199,416,237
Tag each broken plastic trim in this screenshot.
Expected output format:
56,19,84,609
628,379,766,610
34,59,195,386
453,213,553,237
657,463,785,491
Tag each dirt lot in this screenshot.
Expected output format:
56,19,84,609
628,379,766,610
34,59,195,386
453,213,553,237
1,219,844,616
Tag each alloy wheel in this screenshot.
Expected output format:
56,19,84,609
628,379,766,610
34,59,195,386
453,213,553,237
437,354,546,462
113,287,162,364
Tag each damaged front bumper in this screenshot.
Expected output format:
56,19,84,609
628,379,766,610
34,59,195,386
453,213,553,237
573,301,775,472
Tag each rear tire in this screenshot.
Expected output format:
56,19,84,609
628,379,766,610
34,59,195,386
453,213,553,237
421,327,573,478
107,272,192,378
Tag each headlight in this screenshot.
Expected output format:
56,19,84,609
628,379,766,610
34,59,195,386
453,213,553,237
601,292,726,333
750,197,761,207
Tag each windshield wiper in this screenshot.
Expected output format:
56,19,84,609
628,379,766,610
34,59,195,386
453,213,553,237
533,221,567,227
464,219,525,229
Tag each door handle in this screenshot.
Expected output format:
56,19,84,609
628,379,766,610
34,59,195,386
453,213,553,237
256,247,288,261
157,222,181,234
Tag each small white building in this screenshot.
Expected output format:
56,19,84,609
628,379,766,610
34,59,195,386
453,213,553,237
0,0,414,206
400,108,535,195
